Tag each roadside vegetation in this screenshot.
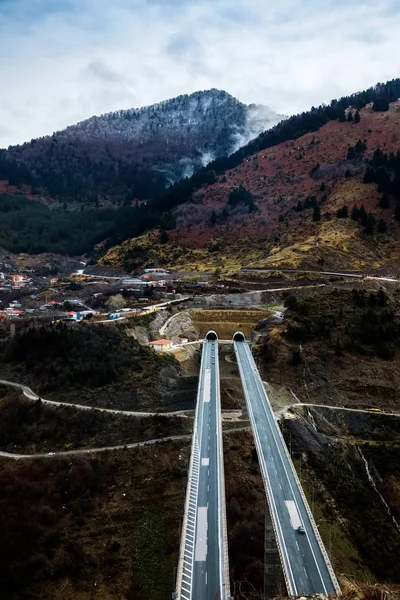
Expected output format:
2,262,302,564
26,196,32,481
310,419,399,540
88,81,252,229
0,387,191,454
0,323,181,411
0,442,188,600
1,322,174,388
284,287,400,360
286,408,400,582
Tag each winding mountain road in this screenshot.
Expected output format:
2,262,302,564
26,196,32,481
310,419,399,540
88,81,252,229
0,378,191,418
0,427,250,460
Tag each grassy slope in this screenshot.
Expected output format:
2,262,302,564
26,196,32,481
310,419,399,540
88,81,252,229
190,309,270,339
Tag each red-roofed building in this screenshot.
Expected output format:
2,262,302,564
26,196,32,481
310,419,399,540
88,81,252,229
148,339,173,352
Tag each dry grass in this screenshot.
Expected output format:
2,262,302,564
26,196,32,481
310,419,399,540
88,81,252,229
190,309,269,339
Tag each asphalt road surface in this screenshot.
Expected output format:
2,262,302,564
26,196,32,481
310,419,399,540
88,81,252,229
179,339,229,600
235,341,339,597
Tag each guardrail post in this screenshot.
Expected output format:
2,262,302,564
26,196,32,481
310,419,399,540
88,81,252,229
264,497,286,597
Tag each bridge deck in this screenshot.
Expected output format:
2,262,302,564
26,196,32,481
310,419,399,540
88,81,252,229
234,341,340,597
176,339,231,600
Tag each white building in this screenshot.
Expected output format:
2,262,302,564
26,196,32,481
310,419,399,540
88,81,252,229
148,339,173,352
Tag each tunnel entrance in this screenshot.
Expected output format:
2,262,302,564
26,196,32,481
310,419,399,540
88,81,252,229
233,331,246,342
205,330,218,341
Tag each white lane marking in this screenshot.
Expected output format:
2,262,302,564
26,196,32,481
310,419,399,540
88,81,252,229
303,567,308,578
296,541,300,551
204,368,211,402
206,572,208,585
207,484,210,491
201,457,209,466
195,507,208,561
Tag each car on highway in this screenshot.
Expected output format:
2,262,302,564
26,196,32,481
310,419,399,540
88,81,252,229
297,525,305,534
47,452,56,456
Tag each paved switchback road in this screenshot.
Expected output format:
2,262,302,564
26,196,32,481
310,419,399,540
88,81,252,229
235,341,339,597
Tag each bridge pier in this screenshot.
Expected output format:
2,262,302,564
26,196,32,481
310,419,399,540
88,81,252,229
264,500,286,598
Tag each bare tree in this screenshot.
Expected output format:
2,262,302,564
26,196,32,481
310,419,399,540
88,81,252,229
107,294,126,311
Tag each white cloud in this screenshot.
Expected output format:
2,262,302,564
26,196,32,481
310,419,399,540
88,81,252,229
0,0,399,147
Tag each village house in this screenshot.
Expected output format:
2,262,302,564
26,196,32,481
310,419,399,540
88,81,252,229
148,339,173,352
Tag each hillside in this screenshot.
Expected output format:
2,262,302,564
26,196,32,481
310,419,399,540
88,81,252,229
103,98,400,273
0,90,280,206
0,323,186,411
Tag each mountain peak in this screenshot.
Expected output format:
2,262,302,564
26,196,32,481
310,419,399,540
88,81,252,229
1,90,282,203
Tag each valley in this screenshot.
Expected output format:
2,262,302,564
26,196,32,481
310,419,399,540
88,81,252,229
0,274,399,599
1,77,400,600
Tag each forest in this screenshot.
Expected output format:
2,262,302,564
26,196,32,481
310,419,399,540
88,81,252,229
1,79,399,256
1,323,173,390
0,193,165,255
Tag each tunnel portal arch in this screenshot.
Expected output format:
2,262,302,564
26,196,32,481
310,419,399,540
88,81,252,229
233,331,246,342
205,330,218,341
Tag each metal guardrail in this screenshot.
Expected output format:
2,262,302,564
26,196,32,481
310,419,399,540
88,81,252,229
234,342,294,596
175,341,232,600
215,345,232,599
175,343,206,600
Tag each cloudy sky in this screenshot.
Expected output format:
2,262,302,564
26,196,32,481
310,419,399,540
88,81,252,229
1,0,400,147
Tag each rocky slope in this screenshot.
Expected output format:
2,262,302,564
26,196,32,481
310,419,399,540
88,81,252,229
103,92,400,274
0,90,281,206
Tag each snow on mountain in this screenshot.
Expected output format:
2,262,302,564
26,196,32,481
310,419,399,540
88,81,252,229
1,89,283,203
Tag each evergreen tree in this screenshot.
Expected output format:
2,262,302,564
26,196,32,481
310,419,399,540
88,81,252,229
354,110,361,123
210,211,217,226
363,166,376,184
296,200,303,212
377,219,387,233
351,205,360,221
355,139,367,154
337,205,349,218
347,111,354,122
359,205,368,225
228,184,255,210
395,204,400,222
159,229,169,244
377,288,387,306
338,110,346,122
279,214,285,222
379,194,390,209
373,98,390,112
347,147,356,160
312,206,321,221
319,182,326,192
365,213,376,234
